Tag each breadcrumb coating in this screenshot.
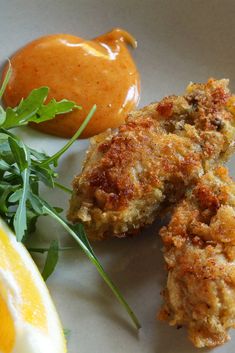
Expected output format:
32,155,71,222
68,79,235,240
159,167,235,348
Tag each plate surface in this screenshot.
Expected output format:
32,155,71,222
1,1,235,352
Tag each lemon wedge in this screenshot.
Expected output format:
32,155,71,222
0,218,67,353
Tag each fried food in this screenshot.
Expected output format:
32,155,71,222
159,167,235,348
68,79,235,240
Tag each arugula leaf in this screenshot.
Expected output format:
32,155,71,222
26,209,39,236
7,135,31,241
8,137,28,172
0,159,11,171
28,192,45,215
17,87,48,113
14,168,30,241
30,164,56,188
0,184,19,213
2,108,18,128
0,106,6,125
31,98,81,124
29,148,48,161
2,91,80,129
8,189,23,203
41,240,59,281
63,328,71,339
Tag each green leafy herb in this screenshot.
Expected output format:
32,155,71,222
0,64,140,329
41,240,59,281
63,328,71,339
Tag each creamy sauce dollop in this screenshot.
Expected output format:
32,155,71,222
3,28,140,138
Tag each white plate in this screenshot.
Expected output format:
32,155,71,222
1,1,235,352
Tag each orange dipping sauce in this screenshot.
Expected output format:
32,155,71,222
2,28,140,138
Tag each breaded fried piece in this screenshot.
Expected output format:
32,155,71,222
68,79,235,240
159,167,235,348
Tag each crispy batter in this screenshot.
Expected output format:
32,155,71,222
68,79,235,240
159,167,235,348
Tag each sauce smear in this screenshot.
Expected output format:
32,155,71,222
2,28,140,138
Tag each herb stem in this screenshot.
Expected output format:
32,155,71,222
54,181,72,194
28,246,74,253
44,205,141,330
0,61,12,99
41,105,96,167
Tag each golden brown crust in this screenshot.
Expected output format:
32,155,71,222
68,79,235,240
159,167,235,348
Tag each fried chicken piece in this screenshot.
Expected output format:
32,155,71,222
159,167,235,348
68,79,235,240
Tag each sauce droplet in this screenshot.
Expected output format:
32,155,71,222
2,28,140,138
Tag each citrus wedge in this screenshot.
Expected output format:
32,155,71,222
0,218,67,353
